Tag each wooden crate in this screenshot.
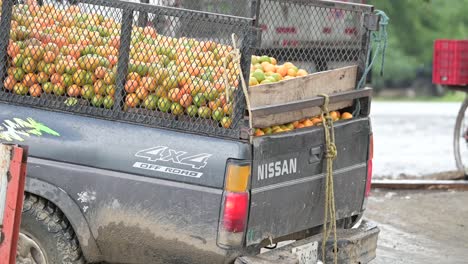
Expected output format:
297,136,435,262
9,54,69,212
248,65,358,128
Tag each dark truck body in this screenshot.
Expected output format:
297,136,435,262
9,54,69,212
0,0,378,262
0,99,373,263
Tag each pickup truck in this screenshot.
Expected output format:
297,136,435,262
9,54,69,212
0,0,379,263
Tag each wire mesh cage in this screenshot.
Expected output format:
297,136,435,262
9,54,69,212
0,0,373,139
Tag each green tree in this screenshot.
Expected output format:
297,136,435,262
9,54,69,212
370,0,468,88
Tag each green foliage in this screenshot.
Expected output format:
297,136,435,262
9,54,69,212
370,0,468,88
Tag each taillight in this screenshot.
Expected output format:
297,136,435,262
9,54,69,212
221,192,249,232
217,161,251,249
365,134,374,197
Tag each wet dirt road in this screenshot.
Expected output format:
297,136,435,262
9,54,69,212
366,189,468,264
371,102,463,178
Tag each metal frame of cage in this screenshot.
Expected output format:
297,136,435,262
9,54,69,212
0,0,374,140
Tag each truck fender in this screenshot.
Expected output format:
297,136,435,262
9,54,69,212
25,177,102,263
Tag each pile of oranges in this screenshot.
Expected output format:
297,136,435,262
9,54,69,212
1,3,353,133
2,3,242,128
249,55,308,86
254,111,353,136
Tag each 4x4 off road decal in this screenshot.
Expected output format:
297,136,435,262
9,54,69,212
133,146,212,178
0,117,60,142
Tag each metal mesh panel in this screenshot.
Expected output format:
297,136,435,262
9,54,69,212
0,0,372,139
0,0,253,138
255,0,369,75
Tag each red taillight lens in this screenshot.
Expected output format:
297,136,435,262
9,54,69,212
222,192,249,232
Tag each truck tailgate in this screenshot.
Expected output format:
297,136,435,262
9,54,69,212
247,118,370,245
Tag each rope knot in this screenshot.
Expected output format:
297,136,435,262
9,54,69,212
325,143,337,159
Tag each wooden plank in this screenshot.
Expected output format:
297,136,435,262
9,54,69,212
248,66,358,127
252,101,351,128
248,65,357,107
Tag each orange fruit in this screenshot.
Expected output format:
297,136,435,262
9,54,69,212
296,69,308,77
168,88,183,102
303,119,314,127
141,77,157,92
51,73,64,86
4,76,16,91
127,72,141,83
330,111,340,121
287,68,297,77
311,117,322,125
296,123,305,129
179,94,193,108
276,66,288,77
7,42,20,58
136,87,149,100
22,73,38,87
43,51,57,63
125,79,139,93
270,57,277,65
283,62,294,69
254,129,265,137
29,84,42,97
95,67,107,79
263,63,276,73
125,93,140,108
67,84,81,97
341,112,353,120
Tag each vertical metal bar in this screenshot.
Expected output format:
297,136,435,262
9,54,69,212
358,11,372,88
114,9,133,117
138,0,149,27
0,0,14,90
250,0,262,49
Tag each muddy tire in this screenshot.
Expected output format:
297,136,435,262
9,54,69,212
17,193,86,264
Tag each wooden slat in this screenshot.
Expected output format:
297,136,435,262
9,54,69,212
248,65,358,127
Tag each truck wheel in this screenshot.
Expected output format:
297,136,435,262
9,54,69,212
17,193,86,264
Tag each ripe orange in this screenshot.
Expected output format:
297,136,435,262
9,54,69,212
254,129,265,136
283,62,294,69
287,68,297,77
341,112,353,120
127,72,141,83
303,119,314,127
50,73,63,85
296,69,308,77
125,80,139,93
67,85,81,97
23,73,38,87
136,87,149,100
95,67,107,79
311,117,322,125
141,77,157,92
125,93,140,108
4,76,16,91
180,94,193,108
330,111,340,121
168,88,183,102
43,51,57,63
276,66,288,77
29,84,42,97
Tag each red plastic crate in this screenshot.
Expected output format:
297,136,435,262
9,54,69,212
433,39,468,86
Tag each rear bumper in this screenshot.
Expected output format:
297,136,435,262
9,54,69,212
235,220,379,264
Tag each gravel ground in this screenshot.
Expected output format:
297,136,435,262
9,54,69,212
365,189,468,264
